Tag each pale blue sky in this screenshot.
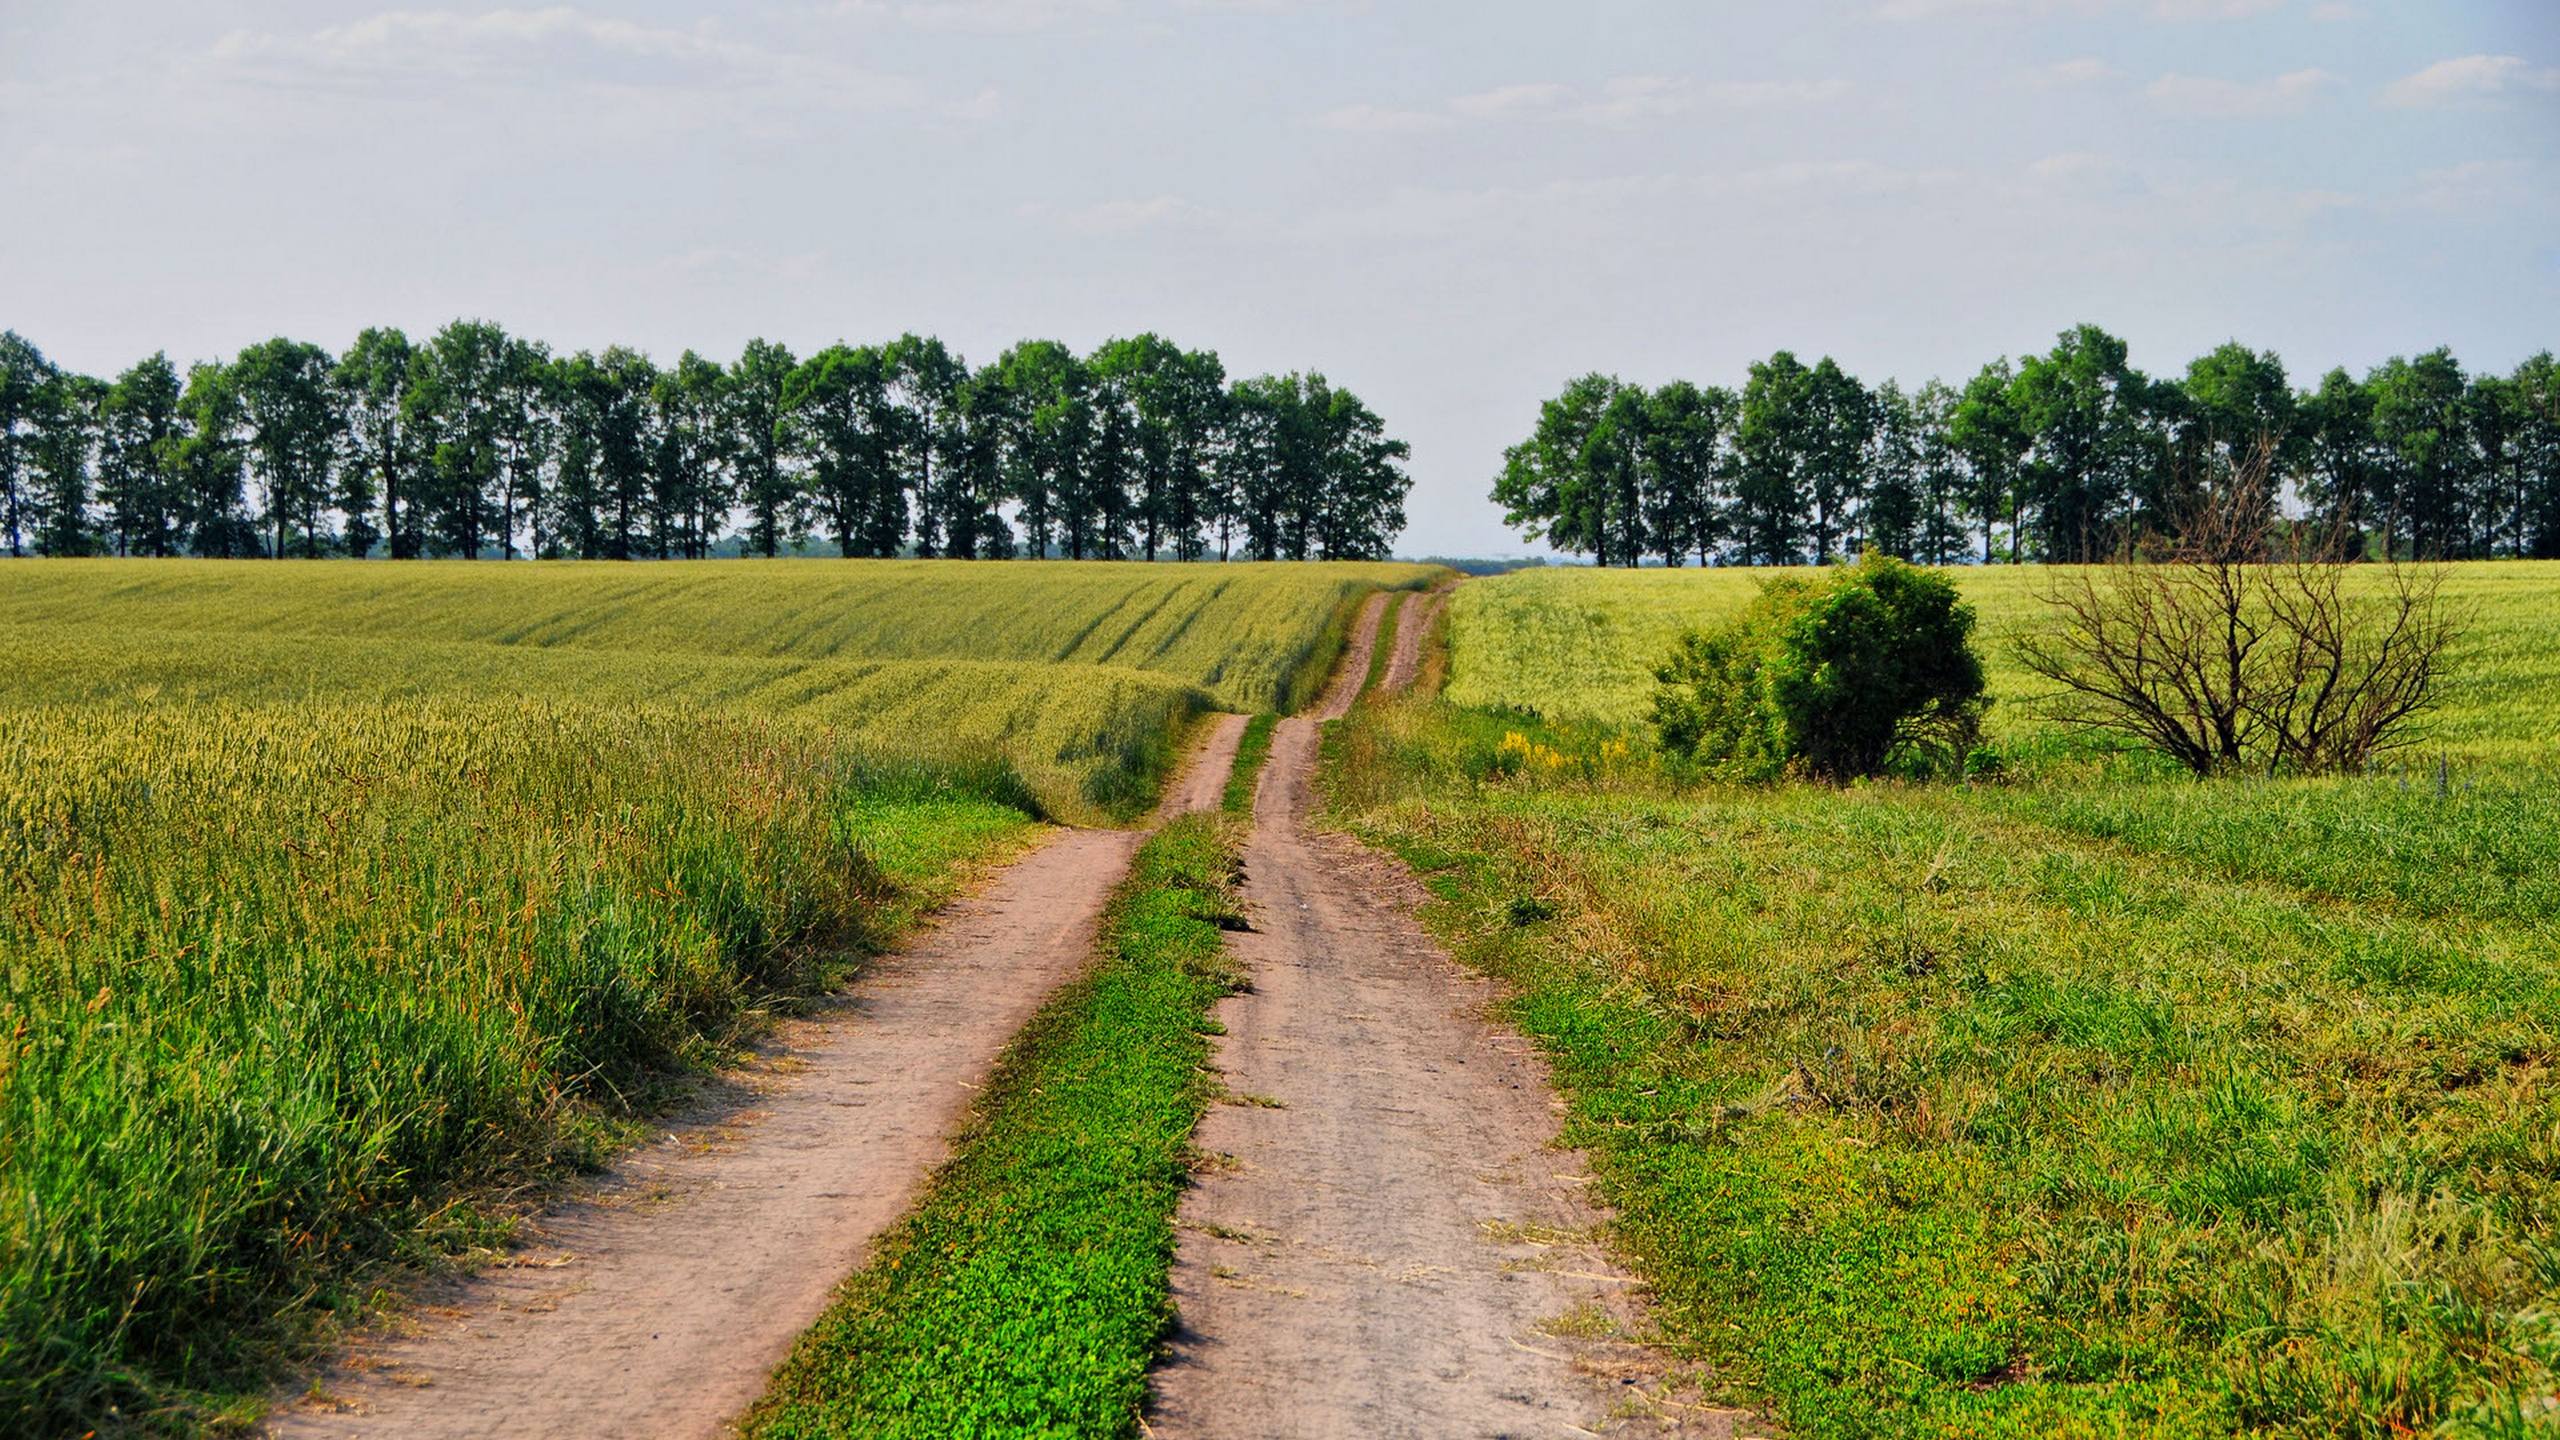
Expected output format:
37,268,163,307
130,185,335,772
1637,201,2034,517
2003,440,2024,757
3,0,2554,553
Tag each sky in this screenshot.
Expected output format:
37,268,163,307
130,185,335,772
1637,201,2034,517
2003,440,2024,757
3,1,2555,556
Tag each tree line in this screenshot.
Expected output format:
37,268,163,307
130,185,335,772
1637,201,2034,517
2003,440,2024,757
0,326,1413,563
1496,324,2560,566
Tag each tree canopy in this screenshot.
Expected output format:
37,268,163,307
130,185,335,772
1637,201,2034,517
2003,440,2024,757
1497,327,2560,565
0,324,1412,562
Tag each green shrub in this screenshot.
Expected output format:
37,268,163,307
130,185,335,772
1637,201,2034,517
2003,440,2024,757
1649,553,1987,780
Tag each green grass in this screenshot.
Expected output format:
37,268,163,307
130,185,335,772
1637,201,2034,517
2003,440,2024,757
742,816,1246,1440
0,699,1038,1435
1327,591,2560,1439
1446,561,2560,761
0,558,1439,716
1362,590,1407,697
1224,714,1279,816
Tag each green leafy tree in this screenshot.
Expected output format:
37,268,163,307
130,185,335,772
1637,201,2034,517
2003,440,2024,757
654,350,730,560
888,334,967,558
1862,379,1923,560
177,361,257,557
492,335,555,560
333,328,418,558
30,371,103,557
730,338,802,557
2368,349,2473,559
1803,357,1873,563
947,368,1014,559
97,354,189,557
2511,353,2560,558
982,341,1085,559
231,337,341,557
2011,324,2156,562
1949,360,2027,563
1639,380,1732,566
782,345,898,558
410,320,509,557
1734,352,1815,565
1307,378,1411,561
2298,366,2384,555
1494,374,1624,564
1910,380,1969,565
1,331,60,557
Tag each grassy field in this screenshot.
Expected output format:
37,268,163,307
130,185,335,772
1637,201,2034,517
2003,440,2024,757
1332,561,2560,1438
0,559,1434,716
1447,561,2560,761
0,559,1422,1434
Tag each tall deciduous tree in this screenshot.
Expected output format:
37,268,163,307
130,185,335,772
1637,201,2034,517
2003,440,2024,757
231,337,341,558
97,354,189,557
334,327,417,559
1,332,64,558
730,338,801,557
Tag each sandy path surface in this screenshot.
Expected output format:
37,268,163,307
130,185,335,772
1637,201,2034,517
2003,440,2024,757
1159,711,1249,820
1150,592,1694,1438
1380,582,1453,696
270,724,1244,1440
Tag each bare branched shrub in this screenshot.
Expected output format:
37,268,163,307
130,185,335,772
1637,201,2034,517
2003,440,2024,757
2016,443,2461,777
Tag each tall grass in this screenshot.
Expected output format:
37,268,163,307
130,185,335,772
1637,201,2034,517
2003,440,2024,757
0,623,1195,822
0,698,1035,1432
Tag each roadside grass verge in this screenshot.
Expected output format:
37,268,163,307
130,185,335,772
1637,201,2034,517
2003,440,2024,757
742,815,1247,1440
1325,696,2560,1440
1223,714,1279,816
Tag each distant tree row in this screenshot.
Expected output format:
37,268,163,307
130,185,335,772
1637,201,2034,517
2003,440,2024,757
0,327,1412,563
1497,325,2560,566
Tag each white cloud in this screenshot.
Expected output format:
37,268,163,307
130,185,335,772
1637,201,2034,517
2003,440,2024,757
2147,67,2336,117
833,0,1123,35
2027,58,2116,88
2406,158,2535,215
1313,102,1455,134
1446,82,1572,119
209,8,930,109
2382,55,2560,110
1319,73,1840,133
1693,77,1852,108
1041,195,1213,235
1881,0,2287,17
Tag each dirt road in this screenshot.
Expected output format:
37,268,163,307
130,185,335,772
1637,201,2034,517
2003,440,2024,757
270,723,1242,1440
1379,582,1452,695
1150,592,1682,1438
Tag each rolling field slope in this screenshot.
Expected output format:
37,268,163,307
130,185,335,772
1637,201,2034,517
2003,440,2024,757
0,559,1434,715
0,559,1426,1434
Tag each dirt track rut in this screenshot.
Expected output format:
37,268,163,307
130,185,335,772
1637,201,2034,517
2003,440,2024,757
269,723,1243,1440
1150,590,1683,1438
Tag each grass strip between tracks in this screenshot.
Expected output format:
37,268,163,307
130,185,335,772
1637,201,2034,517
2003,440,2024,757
740,814,1247,1439
1223,713,1279,816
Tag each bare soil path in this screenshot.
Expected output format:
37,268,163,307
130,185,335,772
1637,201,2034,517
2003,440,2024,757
1159,711,1250,820
1150,592,1693,1439
1379,581,1453,696
270,722,1245,1440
